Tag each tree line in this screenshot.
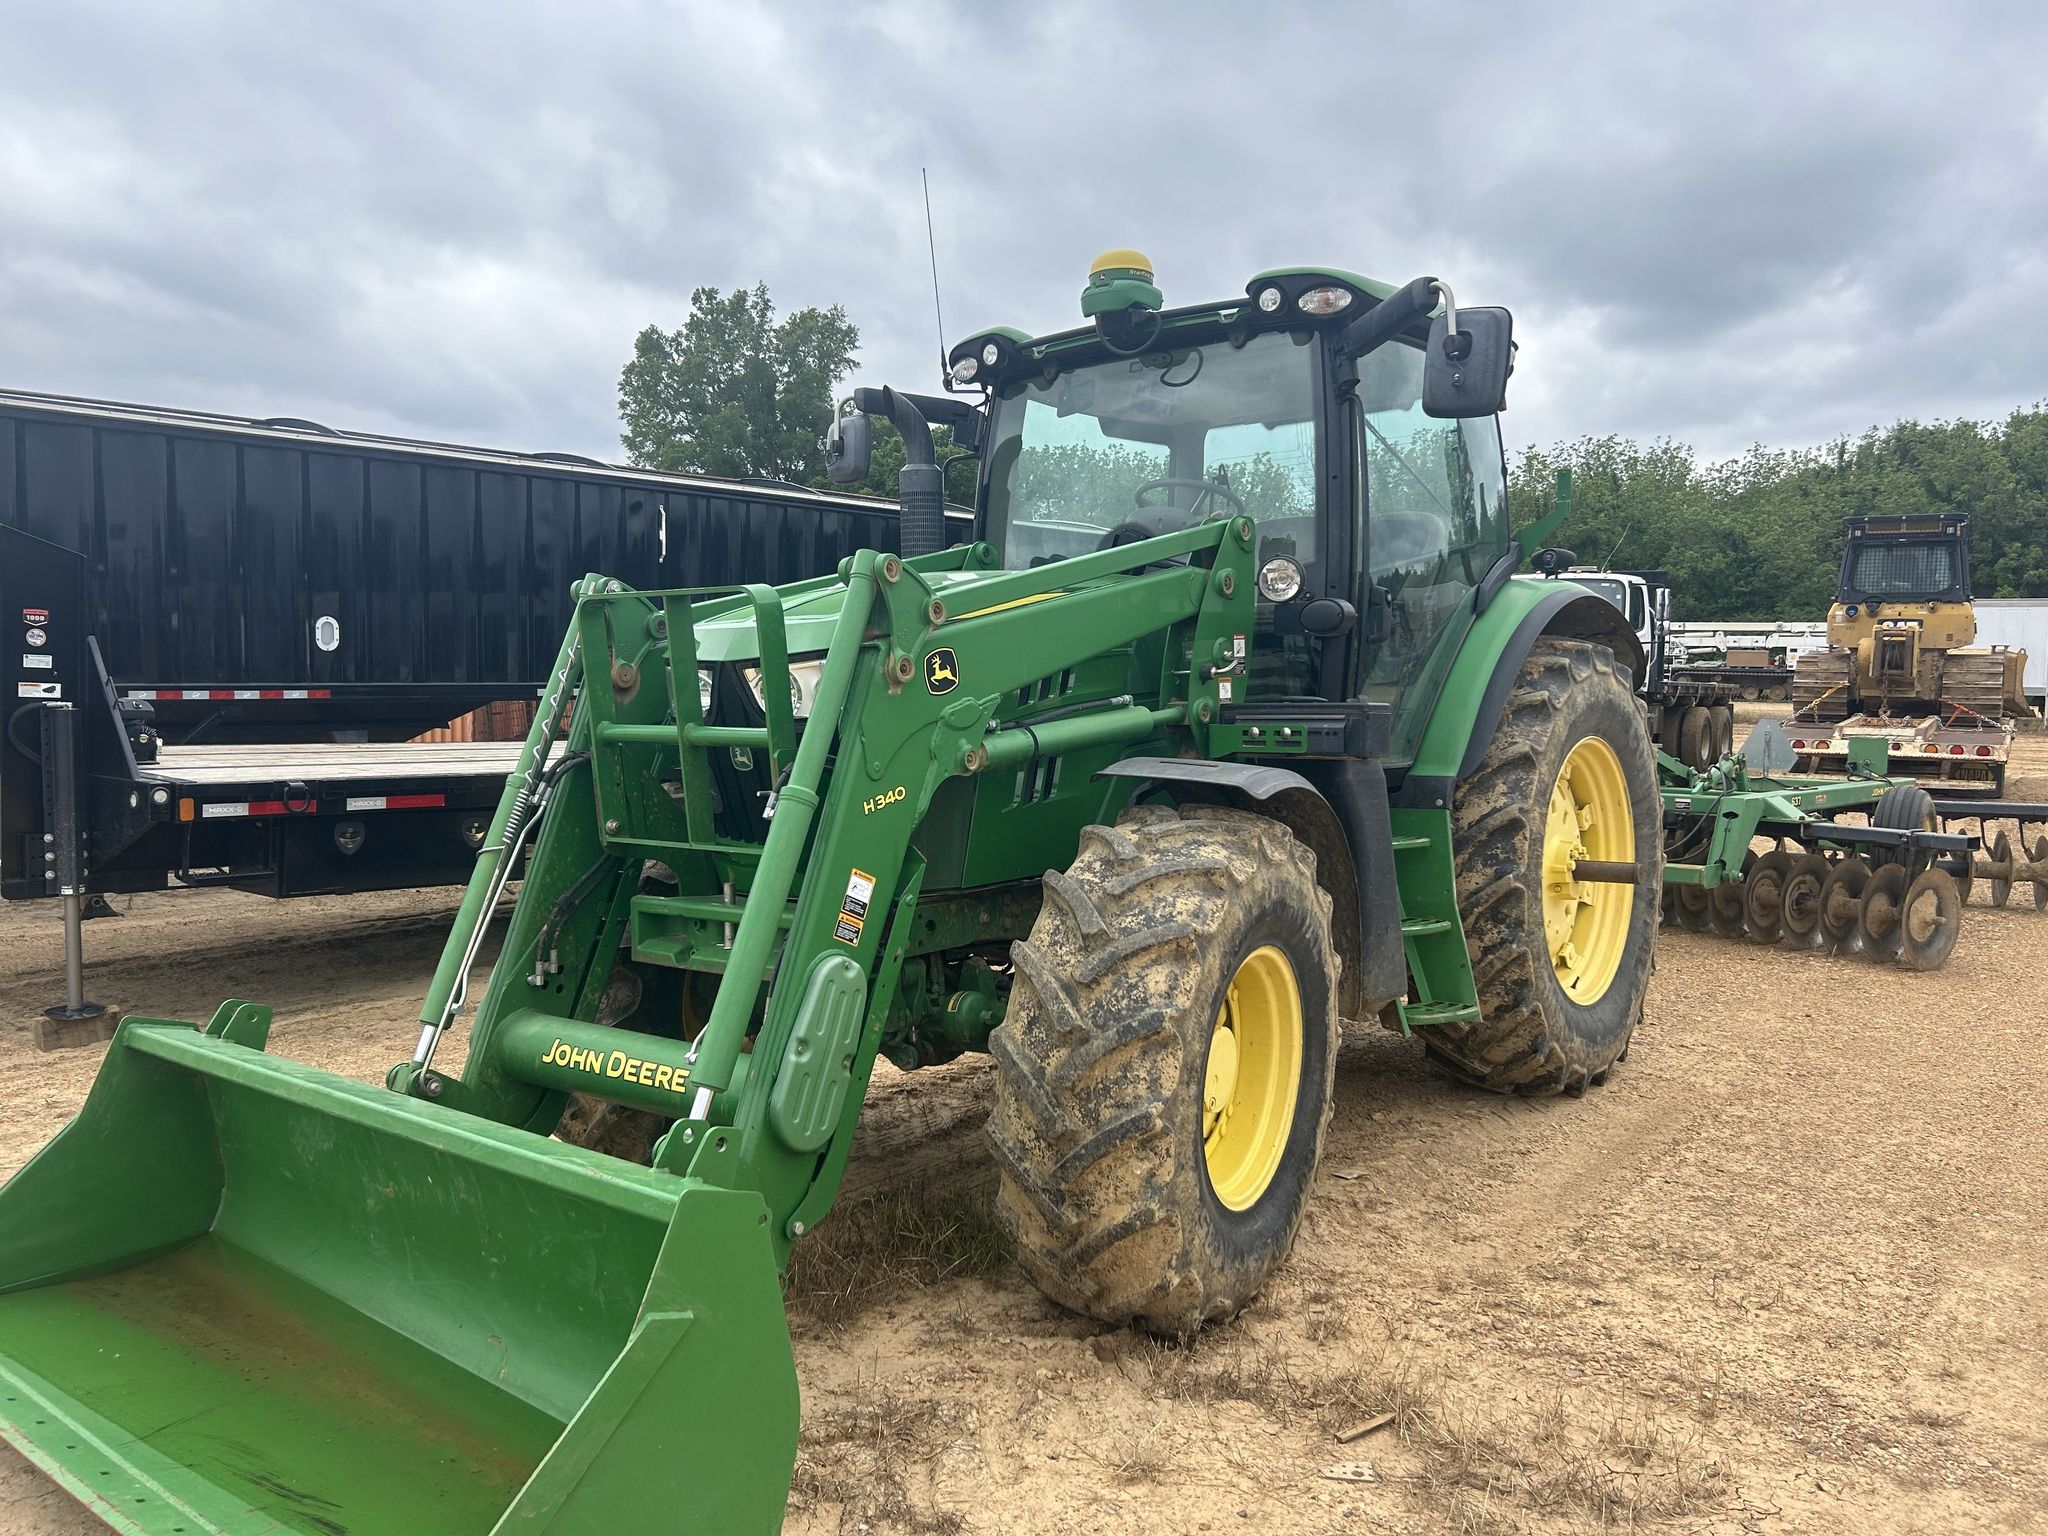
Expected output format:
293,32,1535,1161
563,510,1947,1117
619,284,2048,621
1505,413,2048,619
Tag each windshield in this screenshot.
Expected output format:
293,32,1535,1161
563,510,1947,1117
1569,576,1645,631
983,329,1320,573
1848,541,1958,598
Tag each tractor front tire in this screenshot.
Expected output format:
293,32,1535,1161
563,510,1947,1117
1421,638,1660,1095
986,805,1339,1335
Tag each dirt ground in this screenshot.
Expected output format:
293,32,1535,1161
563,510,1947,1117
3,722,2046,1534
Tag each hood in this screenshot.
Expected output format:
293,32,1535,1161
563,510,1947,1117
690,567,1060,663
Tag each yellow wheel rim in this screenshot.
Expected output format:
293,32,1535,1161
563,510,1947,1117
1201,945,1303,1211
1541,735,1636,1006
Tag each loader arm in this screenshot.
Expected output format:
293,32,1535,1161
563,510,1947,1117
415,519,1256,1258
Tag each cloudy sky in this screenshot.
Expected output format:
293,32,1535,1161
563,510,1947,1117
5,3,2044,465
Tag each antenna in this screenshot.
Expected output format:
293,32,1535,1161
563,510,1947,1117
1602,517,1634,571
922,168,949,385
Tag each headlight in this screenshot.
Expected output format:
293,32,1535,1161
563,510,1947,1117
1257,557,1305,603
950,356,979,384
981,341,1000,367
742,657,827,718
1255,286,1284,313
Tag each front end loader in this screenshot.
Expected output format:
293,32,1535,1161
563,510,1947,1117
0,253,1662,1534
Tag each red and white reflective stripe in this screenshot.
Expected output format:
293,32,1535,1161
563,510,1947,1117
200,791,445,819
200,798,315,819
343,793,446,812
122,688,333,700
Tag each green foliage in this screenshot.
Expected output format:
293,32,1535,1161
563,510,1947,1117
619,284,859,485
858,420,973,504
1507,407,2048,619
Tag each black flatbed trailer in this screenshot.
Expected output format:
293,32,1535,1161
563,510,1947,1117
2,388,923,1017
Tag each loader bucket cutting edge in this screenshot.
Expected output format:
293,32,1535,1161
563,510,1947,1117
0,1018,799,1536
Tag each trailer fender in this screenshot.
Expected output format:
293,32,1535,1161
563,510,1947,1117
1394,583,1646,809
1097,756,1404,1016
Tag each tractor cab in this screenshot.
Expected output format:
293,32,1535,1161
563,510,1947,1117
844,253,1519,768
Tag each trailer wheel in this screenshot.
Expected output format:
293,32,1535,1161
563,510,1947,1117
1423,639,1659,1095
1710,704,1735,761
1871,785,1936,866
1679,706,1713,771
986,805,1339,1334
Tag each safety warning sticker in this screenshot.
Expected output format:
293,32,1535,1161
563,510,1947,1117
834,867,876,944
17,681,61,699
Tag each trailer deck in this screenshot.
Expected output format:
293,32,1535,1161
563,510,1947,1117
137,741,524,787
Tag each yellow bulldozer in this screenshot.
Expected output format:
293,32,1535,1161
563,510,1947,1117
1790,513,2035,793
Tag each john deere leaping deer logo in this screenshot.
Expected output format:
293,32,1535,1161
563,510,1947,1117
925,647,961,695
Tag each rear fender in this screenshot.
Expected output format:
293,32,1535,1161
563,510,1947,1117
1098,757,1404,1016
1394,582,1645,807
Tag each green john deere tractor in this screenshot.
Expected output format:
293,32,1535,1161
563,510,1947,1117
0,252,1657,1534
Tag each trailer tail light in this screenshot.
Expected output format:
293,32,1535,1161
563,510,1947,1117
1975,745,1992,756
1950,745,1965,755
1814,739,1832,751
1923,743,1941,754
1791,739,1806,749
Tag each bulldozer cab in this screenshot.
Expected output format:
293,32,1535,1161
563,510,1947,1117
1836,513,1972,609
968,260,1515,768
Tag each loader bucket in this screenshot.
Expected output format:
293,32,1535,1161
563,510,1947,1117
0,1010,798,1536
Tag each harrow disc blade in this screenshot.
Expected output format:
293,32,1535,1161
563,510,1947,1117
1857,863,1910,960
1820,855,1872,951
1675,881,1714,933
1779,854,1833,948
1898,868,1963,971
1988,830,2014,908
1742,850,1794,944
1708,877,1748,939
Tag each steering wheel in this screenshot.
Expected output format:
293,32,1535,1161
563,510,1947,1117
1372,508,1452,572
1133,477,1248,524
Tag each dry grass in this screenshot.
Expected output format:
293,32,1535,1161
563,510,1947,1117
789,1374,968,1534
784,1186,1010,1331
1133,1333,1729,1530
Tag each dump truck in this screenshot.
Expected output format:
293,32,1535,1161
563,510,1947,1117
0,253,1659,1534
1789,512,2035,792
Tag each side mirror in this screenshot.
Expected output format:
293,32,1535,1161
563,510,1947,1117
824,409,872,486
1298,596,1356,638
1423,306,1513,418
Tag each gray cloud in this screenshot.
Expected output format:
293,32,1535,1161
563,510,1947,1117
3,1,2044,464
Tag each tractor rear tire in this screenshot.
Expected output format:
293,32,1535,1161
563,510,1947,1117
1420,639,1660,1095
986,804,1339,1335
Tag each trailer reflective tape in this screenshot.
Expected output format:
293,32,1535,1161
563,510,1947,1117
343,793,447,812
120,687,332,700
